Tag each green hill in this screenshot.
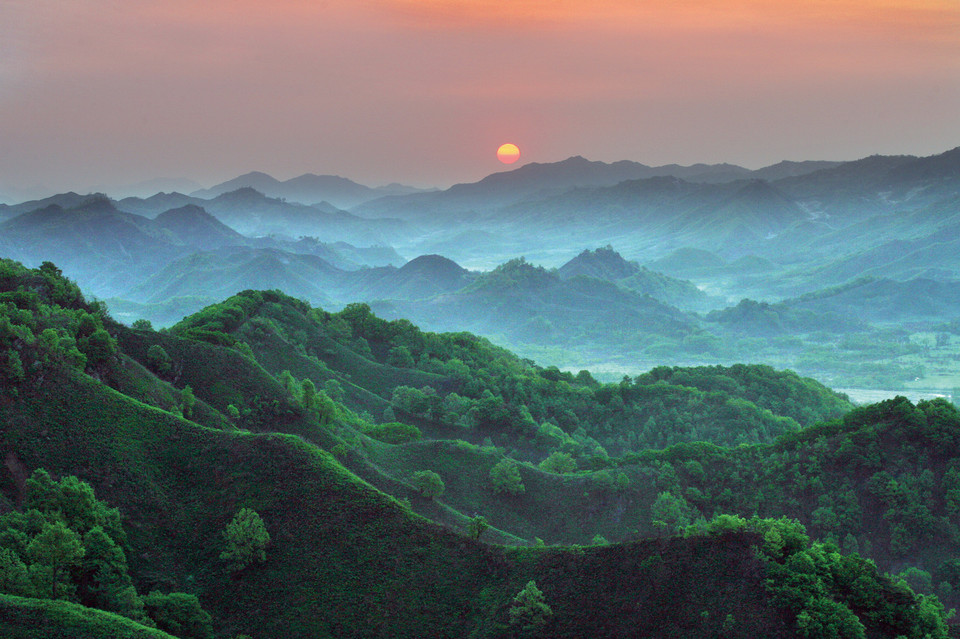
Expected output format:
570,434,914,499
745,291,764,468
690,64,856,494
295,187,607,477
373,257,703,356
0,258,952,638
557,246,716,311
0,595,178,639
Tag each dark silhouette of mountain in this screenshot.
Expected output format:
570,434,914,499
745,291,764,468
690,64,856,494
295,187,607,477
344,254,475,301
153,204,248,249
373,257,699,351
675,180,807,238
355,156,755,221
886,146,960,185
281,173,392,206
0,195,183,296
190,171,282,198
772,153,921,218
558,246,717,311
201,187,409,245
751,160,843,181
116,191,205,217
114,249,468,325
557,246,640,281
190,171,429,208
0,191,93,221
807,220,960,284
122,247,343,306
92,177,204,199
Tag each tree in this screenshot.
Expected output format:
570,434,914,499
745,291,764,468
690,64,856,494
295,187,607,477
538,451,576,474
143,591,214,639
146,344,172,375
80,526,147,622
650,491,692,535
509,580,552,631
220,508,270,572
467,515,489,540
80,328,117,367
181,385,196,419
27,520,85,598
0,548,34,597
323,379,344,402
387,345,415,368
411,470,445,499
131,319,153,331
490,459,525,495
300,378,317,412
1,351,25,384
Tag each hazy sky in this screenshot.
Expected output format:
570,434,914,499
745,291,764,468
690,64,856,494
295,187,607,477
2,0,958,195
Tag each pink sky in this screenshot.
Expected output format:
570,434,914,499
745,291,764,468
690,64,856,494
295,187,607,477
1,0,958,195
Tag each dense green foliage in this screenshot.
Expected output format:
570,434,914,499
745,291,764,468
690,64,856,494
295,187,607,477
219,509,270,572
0,259,119,388
0,469,212,633
490,459,525,496
509,580,552,632
0,261,953,638
171,290,851,463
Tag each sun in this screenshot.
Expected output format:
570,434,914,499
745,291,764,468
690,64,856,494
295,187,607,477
497,143,520,164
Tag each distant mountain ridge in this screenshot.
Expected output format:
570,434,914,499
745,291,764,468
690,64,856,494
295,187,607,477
190,171,430,208
557,246,717,311
0,194,405,301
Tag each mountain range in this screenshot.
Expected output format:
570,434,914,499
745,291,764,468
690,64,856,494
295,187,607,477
189,170,432,208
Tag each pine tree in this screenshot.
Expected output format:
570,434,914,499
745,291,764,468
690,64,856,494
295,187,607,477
509,580,552,631
220,508,270,572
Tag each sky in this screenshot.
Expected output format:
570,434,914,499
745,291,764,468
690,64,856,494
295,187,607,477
1,0,959,197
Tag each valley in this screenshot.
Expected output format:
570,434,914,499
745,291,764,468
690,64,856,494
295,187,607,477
2,146,960,638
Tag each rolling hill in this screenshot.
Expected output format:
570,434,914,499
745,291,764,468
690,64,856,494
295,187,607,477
0,259,951,638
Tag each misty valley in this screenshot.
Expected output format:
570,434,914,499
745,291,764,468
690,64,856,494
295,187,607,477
3,146,960,638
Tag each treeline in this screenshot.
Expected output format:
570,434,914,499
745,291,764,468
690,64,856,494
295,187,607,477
292,299,850,456
0,260,119,390
171,292,851,457
0,470,213,638
619,395,960,607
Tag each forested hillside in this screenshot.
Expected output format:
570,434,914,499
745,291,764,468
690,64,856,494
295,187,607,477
2,259,957,637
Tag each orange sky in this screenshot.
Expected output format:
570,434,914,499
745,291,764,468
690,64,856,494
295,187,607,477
1,0,957,195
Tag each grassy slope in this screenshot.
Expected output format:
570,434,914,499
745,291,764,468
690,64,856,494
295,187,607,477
0,368,794,639
0,594,177,639
361,438,650,544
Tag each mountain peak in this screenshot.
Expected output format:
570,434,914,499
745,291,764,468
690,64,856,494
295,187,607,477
399,254,466,275
558,246,639,281
154,203,214,222
212,186,269,203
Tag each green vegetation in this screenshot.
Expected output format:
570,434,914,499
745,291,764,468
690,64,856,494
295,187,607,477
219,509,270,572
0,261,955,638
0,469,210,633
174,290,850,462
509,580,552,632
0,594,178,639
489,459,524,495
411,470,445,499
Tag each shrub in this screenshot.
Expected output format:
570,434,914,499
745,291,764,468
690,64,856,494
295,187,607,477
360,422,422,445
490,459,525,495
219,508,270,572
411,471,445,499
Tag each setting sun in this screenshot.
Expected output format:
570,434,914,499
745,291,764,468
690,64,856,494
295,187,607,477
497,143,521,164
